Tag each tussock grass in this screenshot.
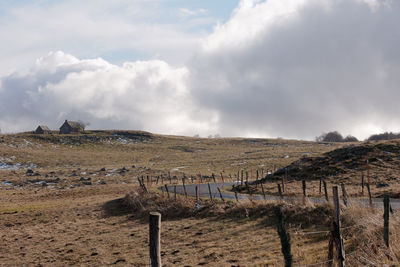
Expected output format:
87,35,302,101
123,190,332,227
342,204,400,265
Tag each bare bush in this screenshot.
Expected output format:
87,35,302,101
367,131,400,141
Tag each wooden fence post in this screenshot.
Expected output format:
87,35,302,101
261,183,266,200
323,180,329,201
234,191,239,202
302,180,306,198
332,186,345,267
195,185,199,203
366,183,373,208
281,176,285,193
340,183,348,206
149,212,162,267
207,183,213,201
256,169,259,183
246,171,249,184
275,207,292,267
241,170,244,186
217,188,224,202
174,185,177,200
384,195,390,247
361,173,364,196
278,183,283,200
245,181,251,195
212,173,216,183
164,184,170,198
182,178,188,198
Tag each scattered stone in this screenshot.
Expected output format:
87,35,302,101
100,167,106,171
377,182,389,188
26,169,34,175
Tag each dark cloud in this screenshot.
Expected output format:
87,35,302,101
188,0,400,139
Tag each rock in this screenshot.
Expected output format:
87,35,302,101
377,182,389,188
131,165,136,168
26,169,34,174
100,180,106,185
42,182,47,187
79,177,85,181
100,167,106,171
82,181,92,185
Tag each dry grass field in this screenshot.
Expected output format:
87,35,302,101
1,131,399,266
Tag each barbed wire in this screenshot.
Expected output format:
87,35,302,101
296,248,360,267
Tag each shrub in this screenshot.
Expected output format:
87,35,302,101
367,132,400,141
316,131,344,142
343,135,359,142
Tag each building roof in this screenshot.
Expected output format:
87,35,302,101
63,120,83,130
37,125,51,131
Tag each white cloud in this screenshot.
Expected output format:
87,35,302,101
0,51,218,135
1,0,400,140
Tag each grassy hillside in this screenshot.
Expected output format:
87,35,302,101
1,131,398,265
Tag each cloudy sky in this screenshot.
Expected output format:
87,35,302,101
1,0,399,140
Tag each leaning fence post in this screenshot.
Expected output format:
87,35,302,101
332,186,345,267
384,195,390,247
164,184,170,199
217,187,224,202
275,207,292,267
149,212,162,267
234,191,239,202
323,180,329,201
207,183,213,201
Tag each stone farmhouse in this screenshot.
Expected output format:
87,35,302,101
34,125,52,134
59,120,84,134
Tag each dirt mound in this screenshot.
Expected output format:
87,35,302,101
267,140,400,182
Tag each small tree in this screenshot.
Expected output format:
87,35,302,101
316,131,344,142
77,120,90,130
343,135,359,142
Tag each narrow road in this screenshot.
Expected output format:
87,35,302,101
165,182,400,209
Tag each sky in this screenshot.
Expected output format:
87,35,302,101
0,0,400,140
